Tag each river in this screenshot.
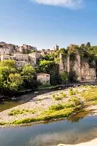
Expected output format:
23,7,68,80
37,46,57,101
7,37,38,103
0,116,97,146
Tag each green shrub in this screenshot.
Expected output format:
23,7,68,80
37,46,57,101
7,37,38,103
82,90,97,101
68,97,81,106
0,122,6,125
69,88,74,96
13,108,75,125
8,109,35,116
8,109,23,116
52,94,63,100
60,72,68,84
13,118,37,124
64,102,75,108
60,92,66,97
52,93,66,100
73,89,79,94
49,104,64,111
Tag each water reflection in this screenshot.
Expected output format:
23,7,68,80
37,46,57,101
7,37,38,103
68,110,89,123
0,116,97,146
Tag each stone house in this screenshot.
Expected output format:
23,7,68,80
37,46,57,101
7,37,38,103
1,55,11,61
14,53,29,62
18,44,37,53
37,73,50,85
0,48,11,55
16,61,29,67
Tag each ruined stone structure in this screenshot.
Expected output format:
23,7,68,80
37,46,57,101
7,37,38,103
59,52,96,82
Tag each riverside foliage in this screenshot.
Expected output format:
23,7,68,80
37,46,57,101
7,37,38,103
0,60,36,96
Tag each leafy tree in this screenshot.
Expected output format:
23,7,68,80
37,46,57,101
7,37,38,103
0,61,17,92
86,42,91,48
21,64,36,89
80,44,85,47
69,71,78,82
42,53,54,61
8,73,23,91
0,60,19,94
0,60,16,68
0,60,37,96
50,70,60,85
60,72,69,84
39,60,55,73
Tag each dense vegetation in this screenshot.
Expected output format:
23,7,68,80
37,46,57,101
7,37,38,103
0,60,36,96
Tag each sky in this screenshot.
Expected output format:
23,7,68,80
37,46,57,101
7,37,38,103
0,0,97,49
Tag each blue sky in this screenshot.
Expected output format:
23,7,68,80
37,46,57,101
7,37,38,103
0,0,97,49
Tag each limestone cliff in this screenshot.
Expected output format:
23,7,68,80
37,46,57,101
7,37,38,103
59,51,96,82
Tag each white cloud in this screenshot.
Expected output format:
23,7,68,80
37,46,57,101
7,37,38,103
30,0,84,9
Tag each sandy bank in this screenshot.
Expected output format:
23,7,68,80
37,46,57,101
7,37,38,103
58,138,97,146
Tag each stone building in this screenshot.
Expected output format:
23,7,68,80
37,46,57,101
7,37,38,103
14,53,29,62
19,44,37,53
16,61,29,67
0,51,42,67
0,48,11,55
37,73,50,85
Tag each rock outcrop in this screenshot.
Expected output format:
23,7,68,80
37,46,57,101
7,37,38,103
59,50,96,82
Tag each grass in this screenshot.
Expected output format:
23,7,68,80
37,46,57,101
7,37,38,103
49,104,64,111
0,122,6,125
12,108,75,125
68,97,82,106
52,92,66,100
8,109,35,116
69,88,79,96
81,88,97,101
49,96,82,111
69,88,74,96
12,118,39,125
12,98,81,125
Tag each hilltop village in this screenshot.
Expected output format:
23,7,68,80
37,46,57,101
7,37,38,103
0,41,58,67
0,41,97,85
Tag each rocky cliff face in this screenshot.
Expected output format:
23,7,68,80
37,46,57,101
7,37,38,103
59,52,97,82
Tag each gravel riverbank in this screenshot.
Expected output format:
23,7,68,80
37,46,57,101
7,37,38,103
0,85,97,127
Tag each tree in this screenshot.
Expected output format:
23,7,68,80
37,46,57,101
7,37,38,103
60,72,68,84
0,60,37,96
42,53,54,61
80,44,85,48
8,73,23,91
69,71,78,82
0,60,19,94
21,64,36,89
39,60,55,73
86,42,91,48
0,60,16,68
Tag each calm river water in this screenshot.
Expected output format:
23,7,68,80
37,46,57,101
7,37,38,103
0,116,97,146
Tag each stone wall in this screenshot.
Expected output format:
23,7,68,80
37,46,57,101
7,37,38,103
37,73,50,85
14,53,29,62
